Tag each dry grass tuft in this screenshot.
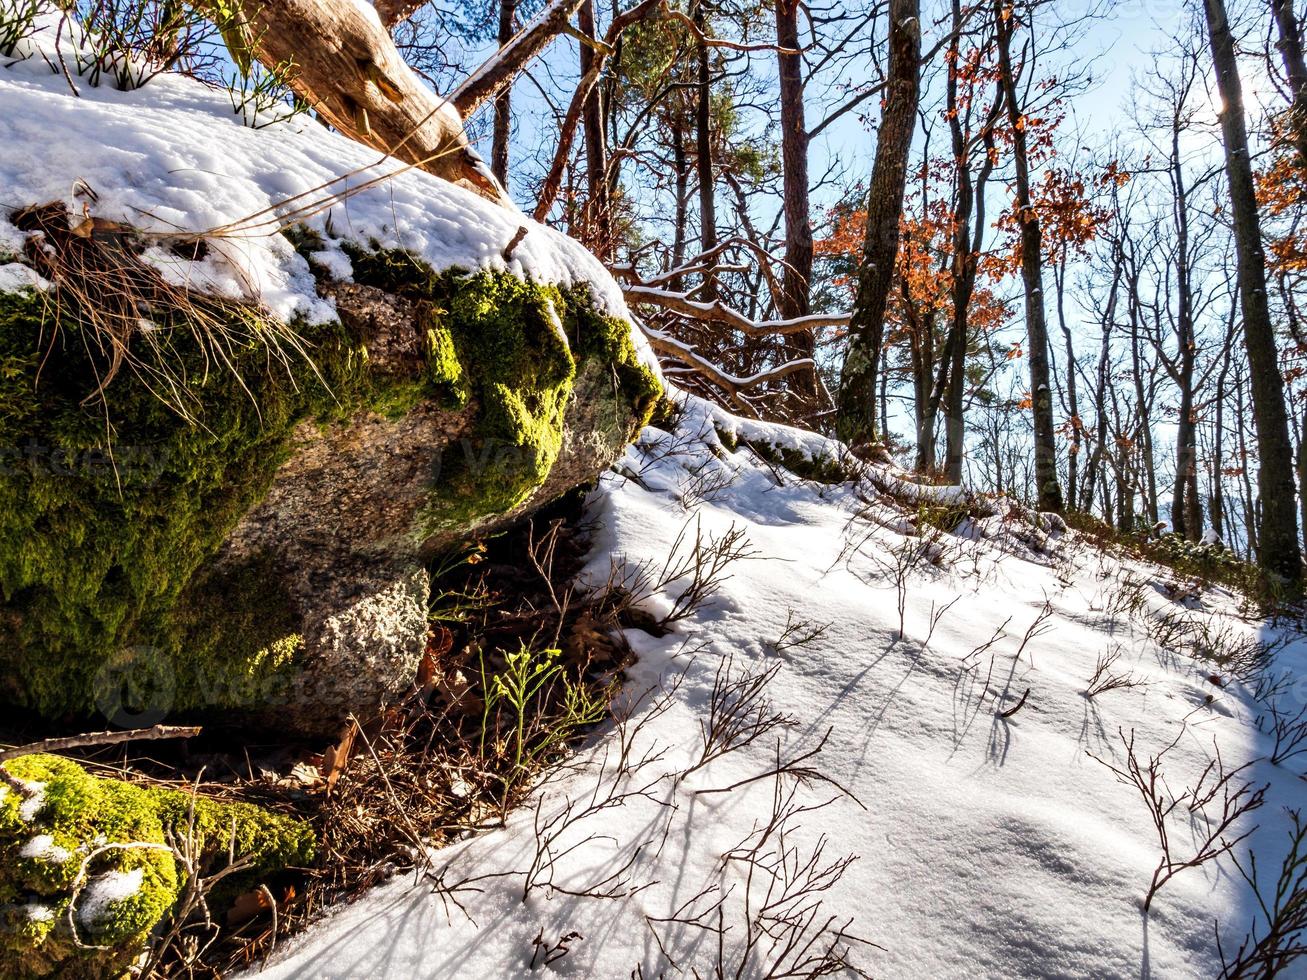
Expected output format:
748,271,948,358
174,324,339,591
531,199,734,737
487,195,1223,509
12,200,315,426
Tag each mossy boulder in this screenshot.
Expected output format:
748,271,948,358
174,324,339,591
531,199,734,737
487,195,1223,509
0,224,660,735
0,753,313,978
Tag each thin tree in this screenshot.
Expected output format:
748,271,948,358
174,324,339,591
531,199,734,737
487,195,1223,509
579,0,612,257
492,0,518,186
694,0,719,300
775,0,816,403
1204,0,1303,586
993,0,1062,512
1272,0,1307,166
836,0,921,449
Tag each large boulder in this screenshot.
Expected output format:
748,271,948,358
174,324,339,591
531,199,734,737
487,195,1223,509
0,221,660,736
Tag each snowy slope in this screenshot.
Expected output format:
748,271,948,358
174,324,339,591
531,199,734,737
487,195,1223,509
249,393,1307,979
0,17,634,329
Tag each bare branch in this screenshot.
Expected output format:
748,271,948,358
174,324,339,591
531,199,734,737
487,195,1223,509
0,724,202,764
452,0,591,118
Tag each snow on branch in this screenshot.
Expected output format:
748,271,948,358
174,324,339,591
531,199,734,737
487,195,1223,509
623,283,849,338
639,324,816,414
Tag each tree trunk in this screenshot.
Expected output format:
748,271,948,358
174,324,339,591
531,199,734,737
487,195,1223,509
942,14,1001,482
225,0,507,202
1273,0,1307,167
1235,368,1261,559
1082,249,1120,513
775,0,816,403
694,0,719,300
1171,119,1200,540
1055,260,1080,508
1126,251,1159,526
1206,0,1303,586
671,121,689,289
994,0,1062,512
491,0,517,187
579,0,611,259
836,0,921,449
1299,409,1307,558
1211,311,1235,542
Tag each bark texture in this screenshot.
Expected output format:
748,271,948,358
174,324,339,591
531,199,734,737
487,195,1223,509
836,0,921,448
775,0,816,402
225,0,508,203
1273,0,1307,167
492,0,518,186
1206,0,1303,585
994,0,1062,513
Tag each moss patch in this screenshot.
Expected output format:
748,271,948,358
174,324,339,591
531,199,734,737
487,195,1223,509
742,438,852,484
0,288,392,719
0,754,312,978
341,245,660,536
0,237,659,722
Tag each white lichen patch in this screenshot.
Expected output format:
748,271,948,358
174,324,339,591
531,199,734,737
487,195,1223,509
19,834,70,863
77,868,145,926
24,903,54,923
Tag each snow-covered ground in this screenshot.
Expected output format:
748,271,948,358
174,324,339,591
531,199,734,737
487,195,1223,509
7,21,1305,977
248,394,1307,979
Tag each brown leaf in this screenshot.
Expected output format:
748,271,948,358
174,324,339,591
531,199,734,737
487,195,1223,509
226,888,272,926
564,610,615,668
322,723,357,794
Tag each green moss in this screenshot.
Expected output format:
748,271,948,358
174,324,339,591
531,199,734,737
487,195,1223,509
342,245,659,537
0,754,312,977
743,438,851,484
0,288,390,718
0,239,659,721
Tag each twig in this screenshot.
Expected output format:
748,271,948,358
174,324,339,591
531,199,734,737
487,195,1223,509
999,688,1030,718
0,724,202,764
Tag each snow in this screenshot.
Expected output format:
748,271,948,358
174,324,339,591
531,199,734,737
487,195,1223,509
247,393,1307,979
76,868,144,926
0,262,46,292
4,12,1298,977
0,14,653,376
19,833,70,863
16,781,46,822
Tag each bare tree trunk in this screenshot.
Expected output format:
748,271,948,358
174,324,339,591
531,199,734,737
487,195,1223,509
1272,0,1307,166
225,0,505,202
694,0,718,300
671,121,689,289
1235,366,1261,558
775,0,816,403
942,16,1001,482
1211,305,1237,541
1055,259,1080,508
836,0,920,449
1170,118,1201,540
1082,251,1119,513
1299,409,1307,558
491,0,517,188
994,0,1061,512
1206,0,1303,586
1125,245,1159,526
579,0,611,258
